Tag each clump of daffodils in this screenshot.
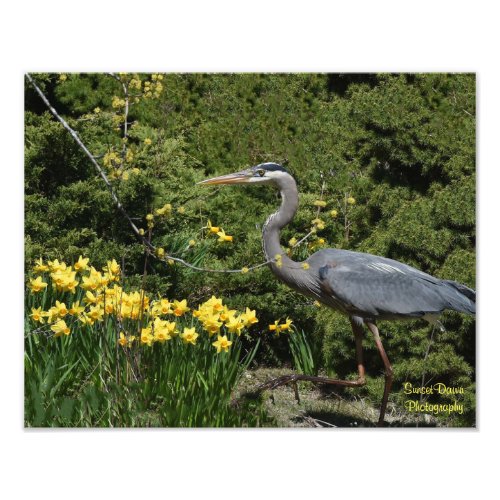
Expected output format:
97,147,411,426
27,257,259,355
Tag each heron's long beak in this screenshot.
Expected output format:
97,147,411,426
197,169,253,186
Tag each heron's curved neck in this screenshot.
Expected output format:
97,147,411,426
262,176,299,263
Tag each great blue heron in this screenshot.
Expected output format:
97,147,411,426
199,162,476,426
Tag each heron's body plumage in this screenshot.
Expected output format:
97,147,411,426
307,248,475,321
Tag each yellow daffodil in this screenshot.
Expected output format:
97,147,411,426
302,262,310,270
212,335,232,353
48,259,67,273
151,298,172,316
219,306,237,322
104,259,120,276
88,305,104,322
45,306,59,324
78,314,94,326
173,299,190,316
163,321,178,337
54,300,68,317
206,220,220,234
69,301,84,316
33,258,49,273
204,296,224,313
30,276,48,293
144,138,152,145
288,237,298,247
152,318,175,342
118,331,128,347
181,327,199,345
156,248,165,258
140,327,154,346
81,268,104,291
202,316,223,336
347,197,356,205
84,291,100,305
329,209,338,218
269,320,281,334
226,316,244,336
241,307,258,327
30,307,45,324
241,267,249,274
74,256,89,272
51,320,71,337
269,318,294,335
217,229,233,243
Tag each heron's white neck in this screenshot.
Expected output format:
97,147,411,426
262,175,299,267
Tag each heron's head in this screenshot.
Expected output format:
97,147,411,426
198,162,291,186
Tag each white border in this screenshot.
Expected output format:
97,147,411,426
2,1,499,498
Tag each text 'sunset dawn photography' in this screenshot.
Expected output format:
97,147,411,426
24,73,476,428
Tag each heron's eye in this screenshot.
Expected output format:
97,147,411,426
257,169,266,177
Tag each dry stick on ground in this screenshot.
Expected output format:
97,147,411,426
26,73,278,274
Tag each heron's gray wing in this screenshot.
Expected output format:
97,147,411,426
310,250,472,318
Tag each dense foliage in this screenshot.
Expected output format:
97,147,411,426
25,73,475,426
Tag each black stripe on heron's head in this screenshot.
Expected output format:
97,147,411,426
255,162,291,174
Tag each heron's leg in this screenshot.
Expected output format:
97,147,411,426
350,317,366,385
257,317,366,393
365,321,393,427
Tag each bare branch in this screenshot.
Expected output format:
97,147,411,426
26,73,277,274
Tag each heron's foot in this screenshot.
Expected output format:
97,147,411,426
255,374,304,404
257,374,302,392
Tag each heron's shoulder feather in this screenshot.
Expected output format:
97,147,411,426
307,249,466,318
